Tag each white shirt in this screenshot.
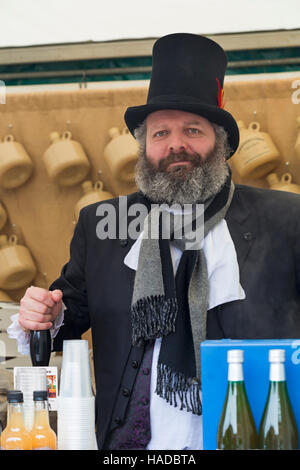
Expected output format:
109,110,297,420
7,218,245,450
124,218,245,450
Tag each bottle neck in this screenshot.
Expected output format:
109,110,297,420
269,362,285,382
7,402,25,428
228,362,244,381
33,400,50,426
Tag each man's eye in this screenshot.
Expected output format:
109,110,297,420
154,130,167,138
187,128,201,135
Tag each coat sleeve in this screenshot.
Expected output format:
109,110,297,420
49,209,90,351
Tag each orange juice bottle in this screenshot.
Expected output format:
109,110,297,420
1,390,32,450
30,390,56,450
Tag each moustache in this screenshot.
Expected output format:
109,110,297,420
157,150,202,172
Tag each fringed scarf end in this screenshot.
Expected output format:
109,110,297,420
155,363,202,416
132,295,178,346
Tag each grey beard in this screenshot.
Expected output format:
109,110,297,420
135,141,230,205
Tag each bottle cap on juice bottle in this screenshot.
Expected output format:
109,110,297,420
227,349,244,363
269,349,285,363
7,390,23,403
33,390,48,401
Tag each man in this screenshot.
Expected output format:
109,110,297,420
9,33,300,450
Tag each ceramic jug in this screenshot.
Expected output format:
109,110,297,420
104,127,139,182
43,131,90,186
74,180,114,221
0,235,37,290
231,121,280,179
0,135,33,188
0,202,7,231
266,172,300,195
295,116,300,161
0,289,13,302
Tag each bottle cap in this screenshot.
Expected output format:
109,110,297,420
227,349,244,363
269,349,285,363
33,390,48,401
7,390,23,403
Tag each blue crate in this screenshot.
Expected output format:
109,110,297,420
201,339,300,450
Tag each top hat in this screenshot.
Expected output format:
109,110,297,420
124,33,239,158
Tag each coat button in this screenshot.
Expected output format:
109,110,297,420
142,398,149,406
122,388,130,397
120,239,128,247
131,360,139,368
142,368,150,375
114,417,122,425
243,232,252,241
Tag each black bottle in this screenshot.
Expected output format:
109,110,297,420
30,330,51,366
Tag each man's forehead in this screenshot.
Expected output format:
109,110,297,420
146,109,211,128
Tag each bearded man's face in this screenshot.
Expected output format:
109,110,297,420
135,110,230,205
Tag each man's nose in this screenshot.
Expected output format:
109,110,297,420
168,133,187,153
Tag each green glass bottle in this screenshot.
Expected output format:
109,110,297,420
258,349,299,450
217,349,258,450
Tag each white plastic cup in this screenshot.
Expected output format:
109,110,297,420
57,397,95,426
58,341,96,449
59,340,92,397
57,398,97,450
58,438,97,450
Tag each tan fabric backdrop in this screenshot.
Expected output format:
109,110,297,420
0,74,299,311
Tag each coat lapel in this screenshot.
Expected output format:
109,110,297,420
225,186,257,273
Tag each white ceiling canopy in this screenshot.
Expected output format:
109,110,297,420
1,0,300,48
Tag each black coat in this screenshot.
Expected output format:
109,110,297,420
51,184,300,448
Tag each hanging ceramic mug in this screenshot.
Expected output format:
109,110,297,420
74,180,114,221
0,201,7,231
0,234,37,290
266,172,300,194
0,289,13,302
230,121,280,179
43,131,90,186
104,127,139,183
0,135,33,189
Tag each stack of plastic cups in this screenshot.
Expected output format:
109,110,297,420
14,367,47,431
57,340,98,450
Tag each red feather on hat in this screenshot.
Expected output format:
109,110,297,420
216,78,225,109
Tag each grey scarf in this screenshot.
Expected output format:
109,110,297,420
131,176,235,415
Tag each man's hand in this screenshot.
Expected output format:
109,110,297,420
18,286,63,333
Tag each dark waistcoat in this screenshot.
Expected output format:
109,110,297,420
104,340,154,450
51,185,300,449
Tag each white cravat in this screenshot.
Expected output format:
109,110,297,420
7,216,245,450
124,218,245,311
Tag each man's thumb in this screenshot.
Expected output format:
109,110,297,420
51,289,63,303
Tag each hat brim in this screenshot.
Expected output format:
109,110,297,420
124,102,239,159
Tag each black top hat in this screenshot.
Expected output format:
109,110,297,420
124,33,239,158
